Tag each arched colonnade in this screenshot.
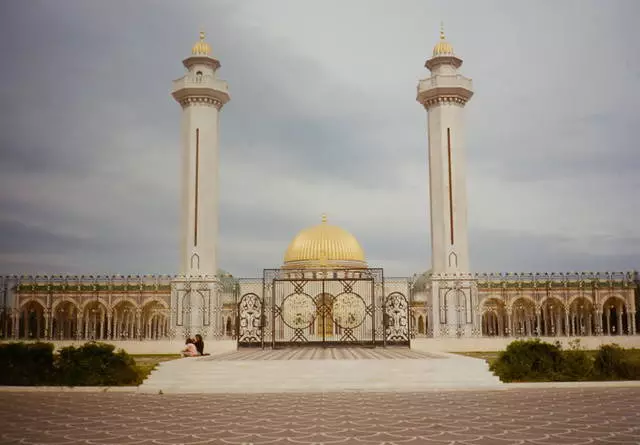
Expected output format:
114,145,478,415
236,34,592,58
6,297,170,341
480,294,636,337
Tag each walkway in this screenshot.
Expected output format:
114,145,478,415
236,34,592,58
139,347,501,393
206,347,444,360
1,388,639,444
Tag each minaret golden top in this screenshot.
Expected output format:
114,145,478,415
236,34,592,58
432,22,454,57
192,30,212,56
321,213,327,223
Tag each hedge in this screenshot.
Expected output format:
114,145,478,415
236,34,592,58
0,342,144,386
490,339,640,382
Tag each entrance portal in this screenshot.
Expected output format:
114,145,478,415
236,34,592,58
237,268,410,348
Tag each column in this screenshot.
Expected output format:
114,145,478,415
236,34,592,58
564,310,570,337
100,309,106,340
44,310,51,340
12,312,19,339
617,303,623,335
135,310,141,340
106,311,112,340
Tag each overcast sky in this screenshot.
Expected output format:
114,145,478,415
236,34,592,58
0,0,639,278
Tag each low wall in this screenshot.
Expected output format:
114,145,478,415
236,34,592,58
411,335,640,352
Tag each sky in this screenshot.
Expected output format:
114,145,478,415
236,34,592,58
0,0,639,278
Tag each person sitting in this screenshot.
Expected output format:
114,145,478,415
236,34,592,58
181,338,198,357
194,334,205,356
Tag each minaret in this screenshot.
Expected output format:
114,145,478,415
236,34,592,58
172,32,230,277
417,25,473,275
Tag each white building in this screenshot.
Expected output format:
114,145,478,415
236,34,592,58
0,31,637,348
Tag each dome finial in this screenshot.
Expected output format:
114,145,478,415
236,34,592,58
192,29,212,56
432,22,454,57
321,213,327,223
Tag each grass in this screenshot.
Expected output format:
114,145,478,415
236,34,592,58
455,351,501,364
131,354,181,382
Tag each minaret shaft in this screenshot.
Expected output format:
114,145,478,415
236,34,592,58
418,31,473,275
172,33,229,278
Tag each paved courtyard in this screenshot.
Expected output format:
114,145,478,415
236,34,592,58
1,388,639,444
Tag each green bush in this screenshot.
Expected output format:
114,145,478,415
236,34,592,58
491,340,640,382
56,342,140,386
0,341,143,386
559,349,594,381
490,339,564,382
594,344,640,380
0,342,56,385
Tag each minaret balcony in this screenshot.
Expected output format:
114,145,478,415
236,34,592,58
418,74,472,93
172,74,229,94
417,74,473,106
172,74,230,105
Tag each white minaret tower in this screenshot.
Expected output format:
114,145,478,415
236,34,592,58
172,32,230,278
417,25,473,275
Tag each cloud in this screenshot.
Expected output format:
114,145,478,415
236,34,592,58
0,0,639,277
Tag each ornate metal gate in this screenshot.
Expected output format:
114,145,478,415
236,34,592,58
383,292,410,346
237,293,264,347
237,268,410,348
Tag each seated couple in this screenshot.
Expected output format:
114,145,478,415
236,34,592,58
182,334,209,357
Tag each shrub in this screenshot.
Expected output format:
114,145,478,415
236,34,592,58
0,342,56,385
594,344,640,380
559,349,594,381
490,339,564,382
56,342,140,386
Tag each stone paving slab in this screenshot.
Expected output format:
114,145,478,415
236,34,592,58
203,347,446,361
1,388,639,444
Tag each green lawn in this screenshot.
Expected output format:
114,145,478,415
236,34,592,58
454,351,501,364
131,354,181,382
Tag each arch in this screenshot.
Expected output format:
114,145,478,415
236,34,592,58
601,296,629,335
598,294,627,311
418,315,425,335
190,253,200,270
443,289,470,327
237,293,263,345
140,296,170,310
313,293,334,338
568,297,595,336
51,300,79,340
225,317,232,337
79,297,109,312
51,297,80,313
110,296,140,311
18,297,46,310
448,252,458,267
481,298,506,337
140,299,169,340
567,293,594,309
82,300,109,341
539,296,566,336
19,300,46,339
111,300,137,340
510,297,537,337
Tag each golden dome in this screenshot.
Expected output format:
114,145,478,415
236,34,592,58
283,215,367,269
192,31,212,56
432,23,454,57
